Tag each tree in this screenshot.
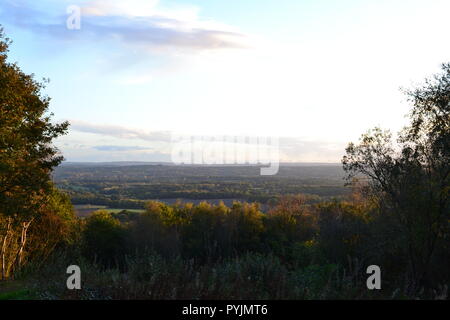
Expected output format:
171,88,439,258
27,187,78,264
0,27,69,279
82,210,126,269
263,195,316,263
342,63,450,293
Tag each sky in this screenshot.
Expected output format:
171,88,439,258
1,0,450,162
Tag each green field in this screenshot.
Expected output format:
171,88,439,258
73,205,144,217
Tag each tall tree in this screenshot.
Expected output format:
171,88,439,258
342,63,450,293
0,27,69,278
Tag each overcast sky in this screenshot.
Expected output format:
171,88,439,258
1,0,450,162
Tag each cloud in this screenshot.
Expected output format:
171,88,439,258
0,0,247,51
92,145,152,152
69,120,172,142
69,120,346,162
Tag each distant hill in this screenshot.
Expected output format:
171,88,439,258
54,163,345,180
60,161,170,167
60,161,341,168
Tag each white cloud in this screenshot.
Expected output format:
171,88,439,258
69,120,172,142
83,0,199,24
1,0,248,51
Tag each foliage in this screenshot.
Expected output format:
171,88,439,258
81,210,127,269
0,27,71,279
342,63,450,293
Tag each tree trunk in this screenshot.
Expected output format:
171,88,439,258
1,217,12,280
15,219,33,270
